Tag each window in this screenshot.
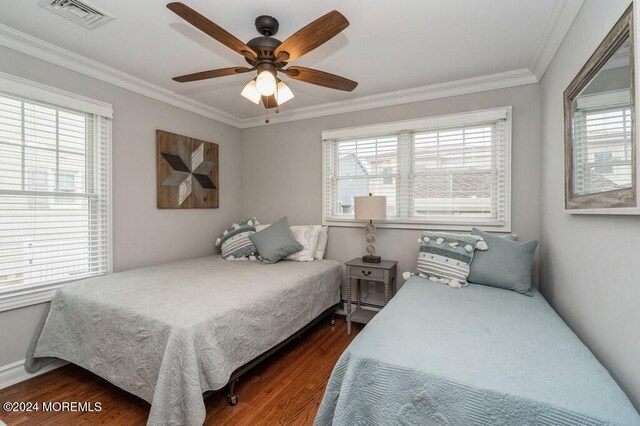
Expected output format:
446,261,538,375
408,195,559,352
0,75,112,311
322,107,511,230
572,104,632,196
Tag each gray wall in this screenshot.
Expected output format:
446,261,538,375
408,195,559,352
241,84,541,290
0,46,243,367
539,0,640,409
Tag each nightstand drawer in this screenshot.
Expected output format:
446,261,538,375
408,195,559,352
349,266,385,280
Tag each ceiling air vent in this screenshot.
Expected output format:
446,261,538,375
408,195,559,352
38,0,114,30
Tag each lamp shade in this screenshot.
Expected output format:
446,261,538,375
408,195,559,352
256,70,277,96
354,195,387,220
276,81,294,105
241,79,261,104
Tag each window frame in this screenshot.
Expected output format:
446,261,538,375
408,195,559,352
0,72,113,313
321,107,512,231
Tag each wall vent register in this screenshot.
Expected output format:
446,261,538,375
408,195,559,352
38,0,114,30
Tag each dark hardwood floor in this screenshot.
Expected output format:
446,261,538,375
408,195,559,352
0,317,362,426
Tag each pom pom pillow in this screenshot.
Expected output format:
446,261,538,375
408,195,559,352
215,217,259,261
415,231,488,288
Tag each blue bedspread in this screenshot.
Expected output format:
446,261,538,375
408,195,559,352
316,277,640,425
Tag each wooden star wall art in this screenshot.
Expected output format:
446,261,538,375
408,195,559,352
156,130,219,209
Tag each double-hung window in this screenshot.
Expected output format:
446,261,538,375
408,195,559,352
322,107,511,230
0,75,112,311
572,91,632,196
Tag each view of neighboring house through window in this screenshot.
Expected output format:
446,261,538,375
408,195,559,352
573,105,632,195
0,91,111,295
412,124,498,219
334,135,398,216
323,108,510,229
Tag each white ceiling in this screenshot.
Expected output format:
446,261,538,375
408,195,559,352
0,0,579,123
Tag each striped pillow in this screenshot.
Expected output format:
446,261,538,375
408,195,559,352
416,231,488,288
216,217,259,261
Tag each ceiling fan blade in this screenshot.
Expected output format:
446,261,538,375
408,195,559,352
262,95,277,109
167,2,256,59
285,66,357,92
172,67,253,82
274,10,349,62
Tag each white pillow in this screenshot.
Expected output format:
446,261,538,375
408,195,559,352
314,226,328,259
254,224,322,262
286,225,322,262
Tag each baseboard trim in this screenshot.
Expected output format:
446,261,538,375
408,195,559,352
0,358,67,390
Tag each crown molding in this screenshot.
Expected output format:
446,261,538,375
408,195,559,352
239,69,537,128
530,0,584,81
0,24,243,128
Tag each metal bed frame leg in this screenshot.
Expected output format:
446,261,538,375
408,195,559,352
227,379,238,406
330,312,336,326
218,304,339,407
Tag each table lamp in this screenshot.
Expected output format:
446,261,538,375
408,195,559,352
354,193,387,263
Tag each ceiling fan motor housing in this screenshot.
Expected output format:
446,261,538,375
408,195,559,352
247,16,284,68
247,36,282,57
255,15,279,36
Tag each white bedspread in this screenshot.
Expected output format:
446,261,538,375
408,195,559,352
26,256,341,426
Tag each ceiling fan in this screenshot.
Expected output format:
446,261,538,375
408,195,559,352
166,2,358,116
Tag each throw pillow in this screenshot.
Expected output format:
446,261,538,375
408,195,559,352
468,228,538,295
416,231,488,288
249,217,303,264
314,226,329,259
254,223,327,261
215,217,259,261
286,225,322,262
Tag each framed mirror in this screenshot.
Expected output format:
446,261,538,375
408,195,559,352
564,4,638,213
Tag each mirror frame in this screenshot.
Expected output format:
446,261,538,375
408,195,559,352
563,4,636,211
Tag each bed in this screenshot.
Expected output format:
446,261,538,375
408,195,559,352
316,276,640,426
25,255,341,426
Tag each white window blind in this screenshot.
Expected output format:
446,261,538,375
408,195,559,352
322,108,511,230
0,91,111,299
572,104,632,196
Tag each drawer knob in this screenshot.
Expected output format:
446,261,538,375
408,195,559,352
361,270,372,276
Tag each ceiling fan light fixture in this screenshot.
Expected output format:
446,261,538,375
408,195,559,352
256,70,277,96
241,79,261,104
276,81,294,105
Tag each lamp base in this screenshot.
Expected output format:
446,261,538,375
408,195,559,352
362,255,381,264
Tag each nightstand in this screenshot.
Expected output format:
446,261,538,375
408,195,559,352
344,258,398,335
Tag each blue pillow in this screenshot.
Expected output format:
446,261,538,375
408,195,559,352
468,228,538,295
249,217,303,264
